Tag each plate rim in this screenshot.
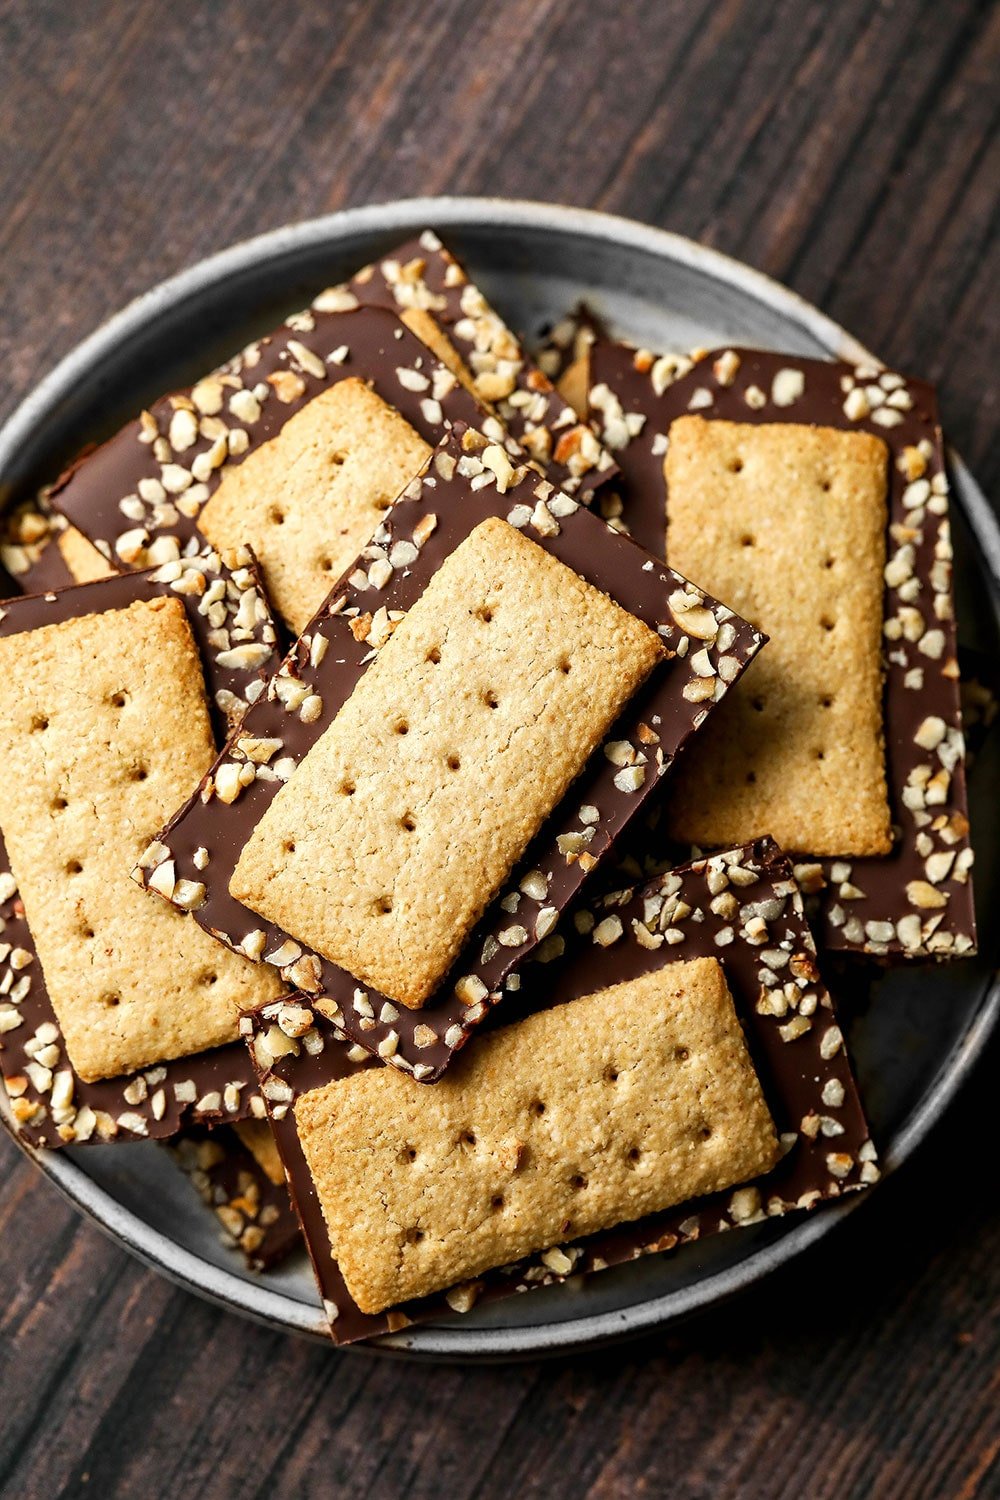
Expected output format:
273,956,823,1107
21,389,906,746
1,195,997,1360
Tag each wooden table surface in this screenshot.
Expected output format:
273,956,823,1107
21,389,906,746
1,2,998,1496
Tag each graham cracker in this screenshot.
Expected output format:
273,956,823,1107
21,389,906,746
0,596,281,1082
557,354,591,419
664,416,892,856
234,1119,286,1187
293,956,779,1315
398,307,478,395
230,515,667,1009
197,378,432,633
58,524,115,583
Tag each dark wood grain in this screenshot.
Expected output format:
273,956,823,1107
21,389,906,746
0,1,998,1496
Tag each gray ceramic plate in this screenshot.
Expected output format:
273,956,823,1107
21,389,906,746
1,199,997,1360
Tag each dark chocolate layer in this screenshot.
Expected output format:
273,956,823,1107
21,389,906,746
168,1126,302,1273
346,232,616,499
0,498,78,597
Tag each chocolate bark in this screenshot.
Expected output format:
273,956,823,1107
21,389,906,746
0,549,281,1147
588,342,975,960
245,837,876,1345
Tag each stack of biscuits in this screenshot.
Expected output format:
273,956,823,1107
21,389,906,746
0,232,974,1341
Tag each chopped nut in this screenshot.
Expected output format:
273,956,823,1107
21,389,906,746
925,850,955,884
147,859,176,899
914,715,946,750
519,870,548,901
821,1078,846,1108
906,879,948,910
729,1186,762,1222
529,499,559,537
843,387,870,421
455,975,488,1006
268,369,307,403
592,915,623,947
172,879,206,911
541,1246,574,1275
481,444,516,493
284,955,322,993
712,350,740,386
534,906,559,939
213,763,245,804
771,369,805,407
604,740,635,768
286,339,327,380
265,938,302,968
819,1026,843,1060
445,1282,482,1314
896,912,923,949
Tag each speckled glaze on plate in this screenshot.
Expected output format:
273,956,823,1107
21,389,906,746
0,198,997,1361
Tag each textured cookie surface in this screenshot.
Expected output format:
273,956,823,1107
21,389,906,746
197,378,432,632
397,308,477,394
294,957,779,1314
557,355,591,419
58,524,115,583
231,516,667,1008
0,597,282,1082
234,1119,286,1187
664,416,891,855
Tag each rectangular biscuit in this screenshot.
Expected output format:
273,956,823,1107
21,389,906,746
0,596,281,1083
249,836,876,1341
294,957,779,1315
587,342,975,957
230,516,667,1009
197,379,433,634
663,416,891,856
